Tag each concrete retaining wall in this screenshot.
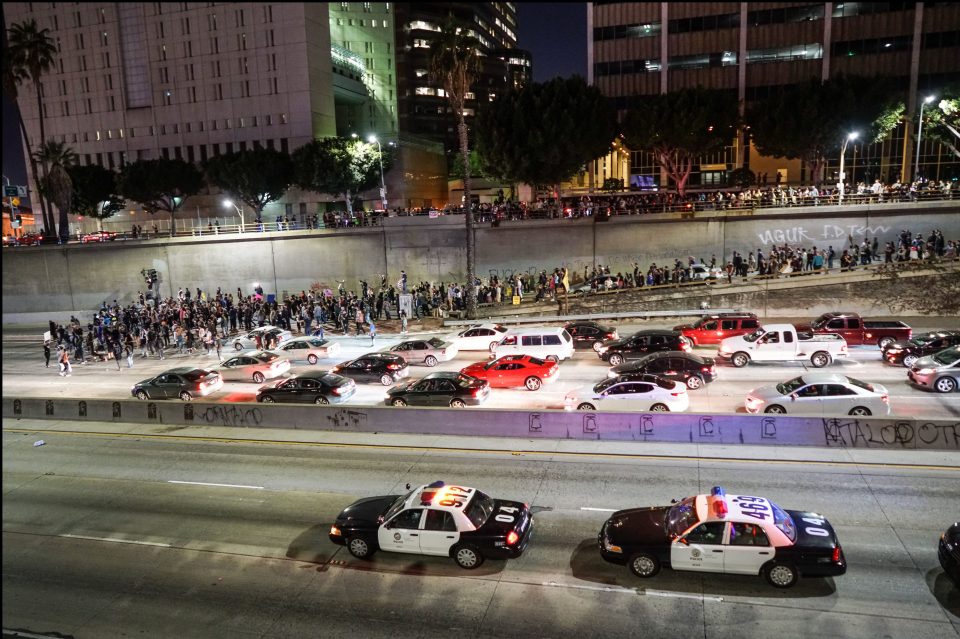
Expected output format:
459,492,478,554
4,202,958,315
4,397,958,451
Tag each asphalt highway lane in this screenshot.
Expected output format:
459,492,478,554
4,320,959,418
2,425,958,638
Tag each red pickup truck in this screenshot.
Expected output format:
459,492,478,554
796,312,912,348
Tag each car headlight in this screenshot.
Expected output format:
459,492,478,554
916,368,935,375
597,346,609,354
607,370,618,378
603,539,622,553
330,525,342,536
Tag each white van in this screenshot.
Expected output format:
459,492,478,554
492,327,575,361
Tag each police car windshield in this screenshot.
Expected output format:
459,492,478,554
383,489,415,522
666,496,699,536
464,490,495,528
771,501,797,542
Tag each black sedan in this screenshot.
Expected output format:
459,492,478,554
331,352,410,386
608,351,718,390
386,372,490,407
256,371,356,404
597,329,691,366
940,522,960,587
564,321,619,352
598,486,846,588
131,367,224,401
882,330,960,368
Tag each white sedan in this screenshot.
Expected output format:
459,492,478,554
271,336,341,365
446,323,509,352
565,374,689,412
745,372,890,416
217,350,290,383
233,326,292,351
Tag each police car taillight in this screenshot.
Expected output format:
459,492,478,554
832,546,842,563
506,530,519,546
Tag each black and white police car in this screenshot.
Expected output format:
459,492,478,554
329,481,534,569
598,486,846,588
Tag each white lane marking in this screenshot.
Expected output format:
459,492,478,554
541,581,723,602
168,480,264,490
580,507,618,512
61,534,171,547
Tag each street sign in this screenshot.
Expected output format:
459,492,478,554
3,186,17,197
17,185,27,197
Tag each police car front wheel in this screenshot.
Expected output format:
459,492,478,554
347,536,375,559
453,544,484,569
628,552,660,578
764,562,798,588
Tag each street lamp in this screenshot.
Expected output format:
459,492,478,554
838,131,858,205
222,199,244,230
368,134,387,210
914,95,936,183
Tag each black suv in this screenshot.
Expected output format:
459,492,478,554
608,351,718,390
597,330,691,366
882,330,960,368
331,352,410,385
564,321,619,351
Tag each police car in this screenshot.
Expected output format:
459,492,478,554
328,481,533,569
598,487,846,588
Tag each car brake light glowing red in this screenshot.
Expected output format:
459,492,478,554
506,530,519,545
702,366,711,372
331,387,341,395
387,363,402,370
832,546,841,562
681,343,691,351
671,392,683,397
472,388,481,397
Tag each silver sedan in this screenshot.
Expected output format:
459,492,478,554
272,336,342,365
745,372,890,416
386,338,459,367
217,350,291,383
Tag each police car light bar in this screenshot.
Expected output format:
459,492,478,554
711,486,725,496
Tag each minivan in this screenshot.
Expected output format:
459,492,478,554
492,327,575,361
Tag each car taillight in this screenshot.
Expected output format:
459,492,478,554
606,332,615,339
331,386,341,395
387,363,402,370
881,394,889,403
681,342,691,352
702,366,713,372
472,388,482,397
670,392,684,397
832,546,842,563
506,530,519,545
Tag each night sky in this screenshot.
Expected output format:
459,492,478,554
1,3,588,190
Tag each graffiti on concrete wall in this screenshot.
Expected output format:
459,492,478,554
822,418,959,449
756,223,891,247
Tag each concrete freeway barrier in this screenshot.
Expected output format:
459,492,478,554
4,396,958,451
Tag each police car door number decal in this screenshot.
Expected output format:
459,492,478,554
731,495,770,521
496,505,519,523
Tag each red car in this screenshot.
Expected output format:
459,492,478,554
460,354,559,391
81,230,118,243
14,232,45,246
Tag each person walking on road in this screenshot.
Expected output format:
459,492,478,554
400,310,408,335
58,348,72,377
43,341,51,368
369,320,377,345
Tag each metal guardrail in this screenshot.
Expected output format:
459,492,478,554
443,308,738,327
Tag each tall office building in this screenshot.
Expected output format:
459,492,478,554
5,1,527,222
589,2,960,187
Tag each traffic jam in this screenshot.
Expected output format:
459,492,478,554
125,312,959,416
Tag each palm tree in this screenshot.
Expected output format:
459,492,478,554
429,15,481,319
33,141,77,240
7,19,59,235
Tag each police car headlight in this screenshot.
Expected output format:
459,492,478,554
603,540,622,553
330,525,342,537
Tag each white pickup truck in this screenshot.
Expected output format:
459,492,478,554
718,323,849,368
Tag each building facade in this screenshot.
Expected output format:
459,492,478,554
5,1,528,230
589,2,960,188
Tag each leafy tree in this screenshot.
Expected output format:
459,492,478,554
429,15,481,319
920,90,960,161
292,137,385,215
622,87,739,196
67,163,124,230
6,19,58,234
474,76,617,200
117,158,203,235
32,141,77,241
747,75,904,185
203,148,294,223
450,150,491,180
